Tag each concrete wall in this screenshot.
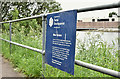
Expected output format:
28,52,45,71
77,22,120,28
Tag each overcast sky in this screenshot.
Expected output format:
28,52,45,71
56,0,119,20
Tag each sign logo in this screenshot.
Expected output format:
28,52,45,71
49,17,53,27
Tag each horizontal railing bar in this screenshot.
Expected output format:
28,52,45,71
75,60,120,78
77,1,120,12
0,14,45,24
0,37,44,54
0,1,120,24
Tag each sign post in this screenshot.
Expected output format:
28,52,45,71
42,16,46,77
45,10,77,75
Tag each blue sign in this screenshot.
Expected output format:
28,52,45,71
45,10,77,75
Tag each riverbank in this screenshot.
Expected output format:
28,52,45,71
77,28,120,32
97,28,120,32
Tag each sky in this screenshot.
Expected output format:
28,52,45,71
56,0,119,20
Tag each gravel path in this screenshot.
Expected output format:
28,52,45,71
0,54,24,78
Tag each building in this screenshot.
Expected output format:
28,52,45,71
80,16,119,22
77,16,120,29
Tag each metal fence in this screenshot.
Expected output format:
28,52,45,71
0,2,120,78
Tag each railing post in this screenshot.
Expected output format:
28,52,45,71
9,22,12,54
0,1,2,55
42,15,46,77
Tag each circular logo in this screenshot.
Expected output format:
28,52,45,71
49,17,53,27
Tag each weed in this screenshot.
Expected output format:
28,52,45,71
1,30,118,77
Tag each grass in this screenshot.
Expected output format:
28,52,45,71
76,32,118,71
0,30,118,77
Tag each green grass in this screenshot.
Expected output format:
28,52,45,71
1,31,118,77
76,32,118,71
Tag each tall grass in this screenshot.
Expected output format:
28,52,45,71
1,30,118,77
76,32,118,71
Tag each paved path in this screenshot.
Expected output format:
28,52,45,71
0,54,24,78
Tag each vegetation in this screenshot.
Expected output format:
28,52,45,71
76,32,118,71
1,0,62,33
1,1,62,20
0,1,118,78
118,25,120,29
109,12,118,17
1,29,118,77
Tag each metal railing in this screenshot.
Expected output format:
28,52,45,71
0,2,120,78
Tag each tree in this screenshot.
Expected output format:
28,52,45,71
1,0,62,21
1,0,62,34
3,8,41,36
109,12,118,17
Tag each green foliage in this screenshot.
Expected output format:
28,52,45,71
1,28,42,77
2,8,41,36
118,25,120,29
2,0,62,35
109,12,118,17
11,8,19,20
2,23,9,33
1,31,118,77
1,1,62,21
76,32,118,71
3,19,41,36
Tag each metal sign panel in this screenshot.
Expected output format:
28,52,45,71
45,10,77,75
